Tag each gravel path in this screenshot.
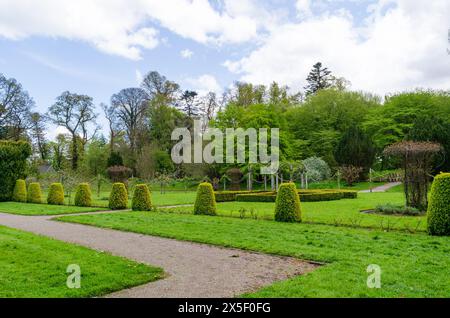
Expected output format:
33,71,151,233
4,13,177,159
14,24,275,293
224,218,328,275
359,182,402,193
0,212,317,298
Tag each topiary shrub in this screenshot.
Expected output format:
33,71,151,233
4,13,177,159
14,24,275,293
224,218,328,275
109,182,128,210
194,182,217,215
12,179,27,202
47,183,65,205
0,141,32,201
74,183,92,207
132,184,152,211
27,182,42,204
275,183,301,222
427,173,450,236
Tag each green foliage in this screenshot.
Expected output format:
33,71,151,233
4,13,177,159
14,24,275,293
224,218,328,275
109,183,128,210
83,138,108,175
304,62,332,96
155,151,174,174
12,179,27,203
132,184,152,211
334,125,375,172
427,173,450,236
27,183,42,204
274,183,301,222
303,157,331,182
375,204,422,216
214,190,265,202
107,151,123,167
74,183,92,207
47,183,65,205
194,182,217,215
0,141,32,201
236,189,357,203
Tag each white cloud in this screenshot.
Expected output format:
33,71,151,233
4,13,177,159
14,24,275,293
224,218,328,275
224,0,450,96
180,49,194,59
186,74,222,95
135,69,144,85
0,0,274,59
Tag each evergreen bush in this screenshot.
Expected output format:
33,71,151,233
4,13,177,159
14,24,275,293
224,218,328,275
109,183,128,210
47,183,65,205
427,173,450,236
132,184,152,211
27,182,42,204
74,183,92,207
274,183,301,222
194,183,217,215
12,179,27,202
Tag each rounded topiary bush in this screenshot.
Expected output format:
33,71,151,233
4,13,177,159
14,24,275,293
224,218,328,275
274,183,301,222
193,182,217,215
109,183,128,210
27,182,42,204
132,184,152,211
74,183,92,207
427,173,450,236
12,179,27,203
47,183,65,205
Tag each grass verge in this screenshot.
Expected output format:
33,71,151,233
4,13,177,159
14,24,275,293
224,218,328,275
0,202,106,215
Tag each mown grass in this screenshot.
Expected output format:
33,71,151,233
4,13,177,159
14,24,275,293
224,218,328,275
0,202,106,216
0,225,163,297
166,192,426,232
56,211,450,297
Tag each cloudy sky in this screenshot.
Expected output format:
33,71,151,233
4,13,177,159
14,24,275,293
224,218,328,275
1,0,449,137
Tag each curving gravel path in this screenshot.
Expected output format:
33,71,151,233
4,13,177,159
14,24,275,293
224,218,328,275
0,211,317,298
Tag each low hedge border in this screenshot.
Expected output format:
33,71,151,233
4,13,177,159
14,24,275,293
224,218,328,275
236,189,358,203
214,190,267,202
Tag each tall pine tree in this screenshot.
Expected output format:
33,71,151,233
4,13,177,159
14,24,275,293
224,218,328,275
304,62,332,95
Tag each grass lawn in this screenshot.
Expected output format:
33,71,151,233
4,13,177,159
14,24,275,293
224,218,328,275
0,202,106,216
166,192,427,232
56,211,450,297
0,225,163,297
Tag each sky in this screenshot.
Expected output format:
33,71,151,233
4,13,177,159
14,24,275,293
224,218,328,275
0,0,449,139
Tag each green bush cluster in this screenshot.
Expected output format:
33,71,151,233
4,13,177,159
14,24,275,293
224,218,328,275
132,184,152,211
194,183,217,215
0,141,32,201
12,179,27,203
74,183,92,207
27,183,42,204
427,173,450,236
109,183,128,210
47,183,65,205
275,183,301,222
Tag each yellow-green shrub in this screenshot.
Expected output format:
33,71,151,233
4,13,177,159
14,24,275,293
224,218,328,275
74,183,92,207
275,183,301,222
47,183,65,205
194,182,216,215
427,173,450,236
27,182,42,204
12,179,27,203
109,183,128,210
132,184,152,211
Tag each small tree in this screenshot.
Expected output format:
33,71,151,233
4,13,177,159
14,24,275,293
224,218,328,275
27,183,42,203
12,179,27,203
338,165,363,186
132,184,152,211
427,173,450,236
74,183,92,207
384,141,442,211
194,183,217,215
109,183,128,210
274,183,301,222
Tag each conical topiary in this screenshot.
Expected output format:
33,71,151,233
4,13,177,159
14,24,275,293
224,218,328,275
47,183,65,205
132,184,152,211
193,182,217,215
427,173,450,236
74,183,92,207
12,179,27,203
109,183,128,210
274,183,301,222
27,182,42,204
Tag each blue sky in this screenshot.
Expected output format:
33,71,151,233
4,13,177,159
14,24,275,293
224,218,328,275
0,0,449,138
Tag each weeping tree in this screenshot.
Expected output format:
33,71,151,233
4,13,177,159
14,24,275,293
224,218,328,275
383,141,442,211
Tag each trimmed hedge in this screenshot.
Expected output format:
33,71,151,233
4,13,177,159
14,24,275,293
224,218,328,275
12,179,27,203
194,183,217,215
109,183,128,210
236,189,358,203
27,183,42,204
275,183,301,222
214,190,266,202
74,183,92,207
132,184,152,211
0,141,32,201
427,173,450,236
47,183,65,205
